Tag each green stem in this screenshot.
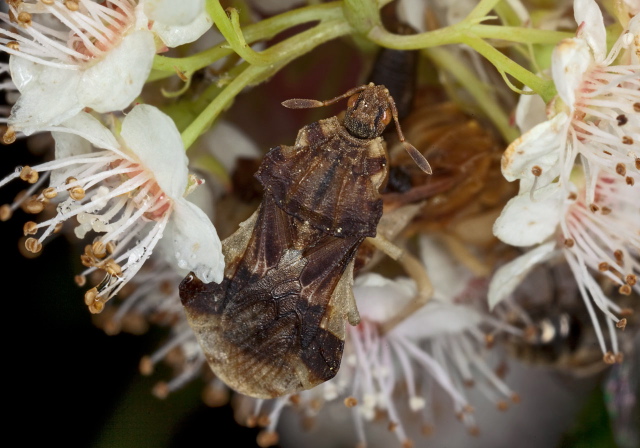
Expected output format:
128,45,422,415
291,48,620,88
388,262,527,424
462,36,555,102
424,47,518,143
180,19,351,150
150,1,344,80
466,0,503,21
368,23,572,50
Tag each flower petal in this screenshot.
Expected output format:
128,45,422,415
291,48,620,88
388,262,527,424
488,241,557,309
202,121,261,172
55,112,120,151
120,104,188,199
551,38,592,108
502,112,568,184
574,0,607,61
8,56,83,135
144,0,204,26
77,30,155,113
166,198,224,284
493,183,563,246
152,11,213,47
514,88,547,133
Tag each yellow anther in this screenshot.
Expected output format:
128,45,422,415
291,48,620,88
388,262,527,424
64,0,79,11
69,186,85,201
344,396,358,408
88,300,105,314
105,260,122,276
84,287,98,306
19,166,39,184
0,205,12,221
17,11,31,26
42,187,58,199
6,41,19,51
24,199,44,214
23,221,38,235
92,241,107,258
256,430,279,448
139,356,154,375
74,275,86,287
24,237,42,253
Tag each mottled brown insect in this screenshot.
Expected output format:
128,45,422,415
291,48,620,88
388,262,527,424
179,83,430,399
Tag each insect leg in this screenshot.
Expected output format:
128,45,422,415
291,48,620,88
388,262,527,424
365,234,433,333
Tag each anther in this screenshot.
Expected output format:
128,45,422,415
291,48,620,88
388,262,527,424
634,102,640,112
614,250,623,263
344,396,358,408
497,401,509,411
616,163,627,176
80,254,94,267
106,241,116,254
598,262,609,272
615,353,624,363
257,415,270,427
42,187,58,199
388,422,398,432
589,203,600,213
616,114,628,126
64,0,79,11
256,430,279,448
615,318,627,330
603,351,616,364
92,241,107,258
41,0,55,4
23,221,37,235
69,187,85,201
531,165,542,177
421,424,434,436
88,300,105,314
635,158,640,170
402,439,414,448
564,238,575,248
626,274,637,286
511,393,521,403
17,11,31,26
24,198,44,214
0,205,12,221
601,207,611,215
626,176,634,186
139,356,154,375
105,260,122,276
152,382,169,399
84,287,98,306
288,394,300,405
618,284,631,295
622,136,634,145
24,237,42,253
74,275,86,287
619,308,633,317
6,41,19,51
567,192,577,200
65,176,77,187
19,166,39,184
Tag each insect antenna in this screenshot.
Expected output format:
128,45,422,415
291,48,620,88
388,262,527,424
385,91,432,175
281,84,370,109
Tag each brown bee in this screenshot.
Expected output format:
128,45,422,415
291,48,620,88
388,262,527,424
179,83,430,399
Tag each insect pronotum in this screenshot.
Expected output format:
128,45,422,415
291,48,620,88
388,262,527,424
179,83,431,399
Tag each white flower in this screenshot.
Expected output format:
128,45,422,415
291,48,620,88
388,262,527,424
491,170,638,360
0,104,224,312
501,0,640,204
0,0,211,136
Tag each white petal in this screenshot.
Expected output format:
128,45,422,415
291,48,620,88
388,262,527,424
514,88,547,133
121,104,188,199
166,199,224,284
77,31,155,113
419,235,472,301
152,11,213,47
502,113,568,183
402,302,483,338
488,241,557,309
353,273,415,322
50,131,92,187
55,112,119,151
574,0,607,61
144,0,204,26
202,121,261,173
551,38,592,108
493,183,563,246
8,57,83,135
